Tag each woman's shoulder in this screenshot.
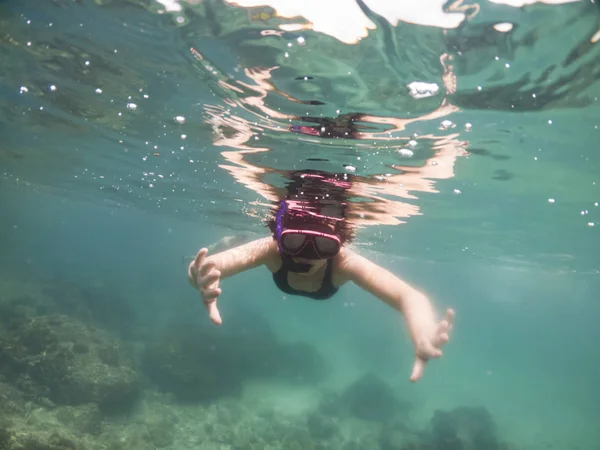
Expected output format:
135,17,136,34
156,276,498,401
331,247,359,286
260,238,282,273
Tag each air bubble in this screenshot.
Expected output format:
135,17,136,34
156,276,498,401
440,119,453,130
407,81,439,99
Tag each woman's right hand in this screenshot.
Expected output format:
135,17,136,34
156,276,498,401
188,248,223,325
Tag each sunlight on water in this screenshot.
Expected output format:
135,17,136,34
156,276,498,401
0,0,599,449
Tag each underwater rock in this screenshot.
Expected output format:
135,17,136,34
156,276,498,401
306,411,339,440
379,421,430,450
42,283,135,338
277,341,329,384
0,294,53,330
338,373,408,422
343,437,382,450
316,391,346,417
430,406,501,450
0,314,140,412
142,309,326,402
395,405,515,450
141,325,247,402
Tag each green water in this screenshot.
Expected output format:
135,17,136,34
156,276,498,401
1,0,599,449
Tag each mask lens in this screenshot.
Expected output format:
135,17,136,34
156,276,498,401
281,233,307,252
314,236,340,257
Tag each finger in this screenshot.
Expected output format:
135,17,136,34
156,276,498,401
446,308,455,326
423,342,443,359
436,319,450,335
436,309,455,335
434,332,450,347
199,260,217,278
205,299,222,325
410,357,426,382
200,270,220,289
194,248,208,268
201,287,221,301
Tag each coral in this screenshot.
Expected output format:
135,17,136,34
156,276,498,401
0,380,27,415
0,423,12,450
146,423,174,448
0,314,140,412
41,283,135,338
0,422,84,450
55,404,103,436
0,280,135,340
0,295,52,330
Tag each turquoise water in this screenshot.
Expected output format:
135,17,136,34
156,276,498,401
1,0,599,448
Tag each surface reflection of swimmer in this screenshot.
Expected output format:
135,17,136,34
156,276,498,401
188,170,454,382
290,113,369,139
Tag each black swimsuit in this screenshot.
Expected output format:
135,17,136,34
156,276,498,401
273,258,339,300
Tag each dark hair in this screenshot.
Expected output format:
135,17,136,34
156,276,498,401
266,170,356,244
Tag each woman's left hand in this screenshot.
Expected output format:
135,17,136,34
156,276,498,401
410,308,455,382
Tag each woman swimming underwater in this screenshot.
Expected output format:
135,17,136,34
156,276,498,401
188,171,454,382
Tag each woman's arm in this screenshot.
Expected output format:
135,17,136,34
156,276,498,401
188,237,278,286
337,248,436,340
187,237,279,325
337,248,453,381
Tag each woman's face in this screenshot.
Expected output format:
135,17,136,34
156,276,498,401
290,222,337,275
276,214,342,272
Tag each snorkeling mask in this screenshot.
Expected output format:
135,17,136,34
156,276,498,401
275,201,342,260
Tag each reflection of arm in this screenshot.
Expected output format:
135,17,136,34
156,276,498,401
337,248,437,343
391,134,467,183
189,237,278,281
